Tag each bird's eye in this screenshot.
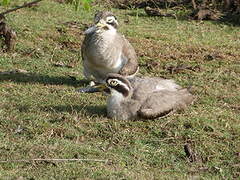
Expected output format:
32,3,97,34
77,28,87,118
106,16,115,24
109,80,118,86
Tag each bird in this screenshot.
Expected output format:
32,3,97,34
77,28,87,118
81,11,139,83
86,73,194,120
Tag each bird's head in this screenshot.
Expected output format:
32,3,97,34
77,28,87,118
84,11,118,34
105,73,132,99
78,74,132,98
77,74,133,100
94,11,118,30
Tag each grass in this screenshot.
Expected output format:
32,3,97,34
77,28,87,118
0,0,240,179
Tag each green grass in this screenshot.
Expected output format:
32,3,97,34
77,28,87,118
0,0,240,179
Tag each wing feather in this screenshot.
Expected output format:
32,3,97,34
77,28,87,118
119,35,139,76
138,89,194,119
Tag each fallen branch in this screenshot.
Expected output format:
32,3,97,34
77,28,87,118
0,69,28,75
144,6,177,18
0,0,43,16
0,158,108,163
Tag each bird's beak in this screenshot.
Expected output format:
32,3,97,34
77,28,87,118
92,83,108,92
76,83,108,93
96,20,108,30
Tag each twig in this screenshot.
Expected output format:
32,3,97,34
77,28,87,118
191,0,197,10
210,69,224,83
184,144,197,162
0,0,43,16
0,158,108,163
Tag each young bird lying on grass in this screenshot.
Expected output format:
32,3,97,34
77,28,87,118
77,73,194,120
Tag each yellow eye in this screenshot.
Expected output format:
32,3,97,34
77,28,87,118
109,80,118,86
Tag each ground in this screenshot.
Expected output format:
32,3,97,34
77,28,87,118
0,0,239,179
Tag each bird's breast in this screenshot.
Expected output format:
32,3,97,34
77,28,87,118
86,37,124,71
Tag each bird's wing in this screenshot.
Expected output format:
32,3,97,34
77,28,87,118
138,89,194,119
81,35,89,62
131,77,181,101
119,35,139,76
81,30,95,61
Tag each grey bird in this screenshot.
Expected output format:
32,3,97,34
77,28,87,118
81,11,139,83
89,73,194,120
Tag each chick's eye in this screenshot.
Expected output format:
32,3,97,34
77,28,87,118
106,17,115,23
107,19,113,23
109,80,118,86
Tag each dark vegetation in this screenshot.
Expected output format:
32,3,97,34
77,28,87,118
0,0,239,51
101,0,240,23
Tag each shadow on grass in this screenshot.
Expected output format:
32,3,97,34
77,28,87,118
217,14,240,26
42,104,107,118
0,72,89,87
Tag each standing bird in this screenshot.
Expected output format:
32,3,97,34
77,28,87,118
81,11,139,83
91,73,194,120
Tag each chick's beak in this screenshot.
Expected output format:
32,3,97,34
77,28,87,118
76,83,108,93
92,83,108,92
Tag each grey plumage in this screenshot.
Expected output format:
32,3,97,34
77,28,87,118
79,11,194,120
103,74,194,120
81,11,138,83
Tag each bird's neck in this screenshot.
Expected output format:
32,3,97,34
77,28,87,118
109,90,126,103
106,90,130,120
95,28,117,42
108,89,132,106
